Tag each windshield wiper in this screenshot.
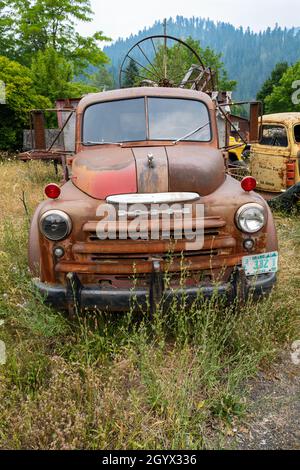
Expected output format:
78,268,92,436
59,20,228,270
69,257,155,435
173,122,210,144
85,140,121,146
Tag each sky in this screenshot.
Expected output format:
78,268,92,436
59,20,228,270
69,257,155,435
76,0,300,42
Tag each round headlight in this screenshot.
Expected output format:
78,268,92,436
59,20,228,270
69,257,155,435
235,203,266,234
40,210,72,241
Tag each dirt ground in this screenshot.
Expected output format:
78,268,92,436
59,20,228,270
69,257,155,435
226,351,300,450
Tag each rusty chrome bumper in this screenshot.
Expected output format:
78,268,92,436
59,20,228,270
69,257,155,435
33,271,277,312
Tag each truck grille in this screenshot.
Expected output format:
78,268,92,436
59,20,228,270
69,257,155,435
55,216,241,277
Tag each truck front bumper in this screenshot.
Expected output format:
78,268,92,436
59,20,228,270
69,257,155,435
33,270,277,312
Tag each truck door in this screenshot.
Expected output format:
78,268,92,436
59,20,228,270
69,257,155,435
250,124,290,192
293,124,300,184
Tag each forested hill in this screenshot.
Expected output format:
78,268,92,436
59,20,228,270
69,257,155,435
104,17,300,99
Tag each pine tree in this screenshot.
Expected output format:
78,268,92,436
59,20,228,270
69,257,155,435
123,59,139,87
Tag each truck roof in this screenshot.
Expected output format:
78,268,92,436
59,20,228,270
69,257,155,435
263,112,300,125
77,87,214,115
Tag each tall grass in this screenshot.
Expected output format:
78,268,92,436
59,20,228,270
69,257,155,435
0,161,299,450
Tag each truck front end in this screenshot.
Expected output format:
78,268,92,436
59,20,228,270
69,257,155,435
29,88,278,314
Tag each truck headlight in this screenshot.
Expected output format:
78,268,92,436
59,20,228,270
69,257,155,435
40,210,72,241
235,203,266,233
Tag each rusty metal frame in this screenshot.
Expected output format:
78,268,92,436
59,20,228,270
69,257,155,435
179,65,216,92
47,109,75,152
20,108,76,163
217,100,263,148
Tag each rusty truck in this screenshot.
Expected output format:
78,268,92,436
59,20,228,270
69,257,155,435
28,36,279,315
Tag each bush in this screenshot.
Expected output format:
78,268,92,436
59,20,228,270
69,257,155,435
31,48,99,104
0,56,50,150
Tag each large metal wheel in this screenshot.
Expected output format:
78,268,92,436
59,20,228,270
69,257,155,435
119,35,215,91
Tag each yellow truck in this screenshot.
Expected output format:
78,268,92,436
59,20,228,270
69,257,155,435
250,113,300,194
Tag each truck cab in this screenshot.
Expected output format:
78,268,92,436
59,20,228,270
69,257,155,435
29,87,278,314
250,113,300,193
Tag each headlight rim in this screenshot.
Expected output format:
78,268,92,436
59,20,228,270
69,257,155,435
235,203,266,234
39,210,72,241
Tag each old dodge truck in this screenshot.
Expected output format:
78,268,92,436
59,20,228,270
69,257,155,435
28,86,278,315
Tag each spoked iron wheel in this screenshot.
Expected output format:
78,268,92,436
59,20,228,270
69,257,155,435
119,35,216,91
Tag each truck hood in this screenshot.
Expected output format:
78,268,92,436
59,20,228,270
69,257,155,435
72,145,225,199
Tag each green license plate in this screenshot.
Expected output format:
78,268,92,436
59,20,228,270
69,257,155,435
242,251,279,276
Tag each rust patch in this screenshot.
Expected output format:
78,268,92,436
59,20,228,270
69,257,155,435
72,147,137,199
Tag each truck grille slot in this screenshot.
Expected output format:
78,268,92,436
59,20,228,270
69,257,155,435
89,250,219,263
83,216,226,242
87,228,220,242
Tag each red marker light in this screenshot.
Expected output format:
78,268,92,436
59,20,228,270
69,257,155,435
45,183,61,199
241,177,257,192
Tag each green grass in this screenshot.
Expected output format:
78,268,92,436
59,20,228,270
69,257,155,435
0,160,299,450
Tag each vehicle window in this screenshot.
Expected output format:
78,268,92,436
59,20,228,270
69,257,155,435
83,97,211,144
83,98,146,143
260,125,288,147
294,125,300,143
148,98,211,141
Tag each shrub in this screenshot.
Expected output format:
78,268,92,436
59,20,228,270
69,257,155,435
0,56,50,150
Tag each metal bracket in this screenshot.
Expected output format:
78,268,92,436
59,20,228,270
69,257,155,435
150,260,164,314
232,266,247,304
66,272,82,318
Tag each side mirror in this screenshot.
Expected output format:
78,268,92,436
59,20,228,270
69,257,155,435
249,102,262,143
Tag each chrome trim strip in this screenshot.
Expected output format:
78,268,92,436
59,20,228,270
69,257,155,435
106,192,200,205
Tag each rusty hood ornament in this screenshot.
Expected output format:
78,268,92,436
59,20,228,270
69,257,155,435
148,153,155,168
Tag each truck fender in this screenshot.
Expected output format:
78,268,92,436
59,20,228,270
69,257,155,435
28,203,44,277
265,204,279,253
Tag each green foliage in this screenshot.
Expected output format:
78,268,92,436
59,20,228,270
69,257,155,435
0,1,110,149
67,81,99,97
0,1,15,58
9,0,110,74
89,65,115,91
257,62,289,110
264,61,300,114
31,48,73,102
0,56,50,149
31,47,98,102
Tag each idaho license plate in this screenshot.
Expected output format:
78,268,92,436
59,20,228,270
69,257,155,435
242,251,279,276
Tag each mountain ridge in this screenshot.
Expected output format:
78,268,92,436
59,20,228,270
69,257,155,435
104,17,300,99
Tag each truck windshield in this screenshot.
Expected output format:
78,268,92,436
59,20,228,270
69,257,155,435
83,97,211,144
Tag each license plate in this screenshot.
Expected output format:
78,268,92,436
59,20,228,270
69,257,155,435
242,251,279,276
